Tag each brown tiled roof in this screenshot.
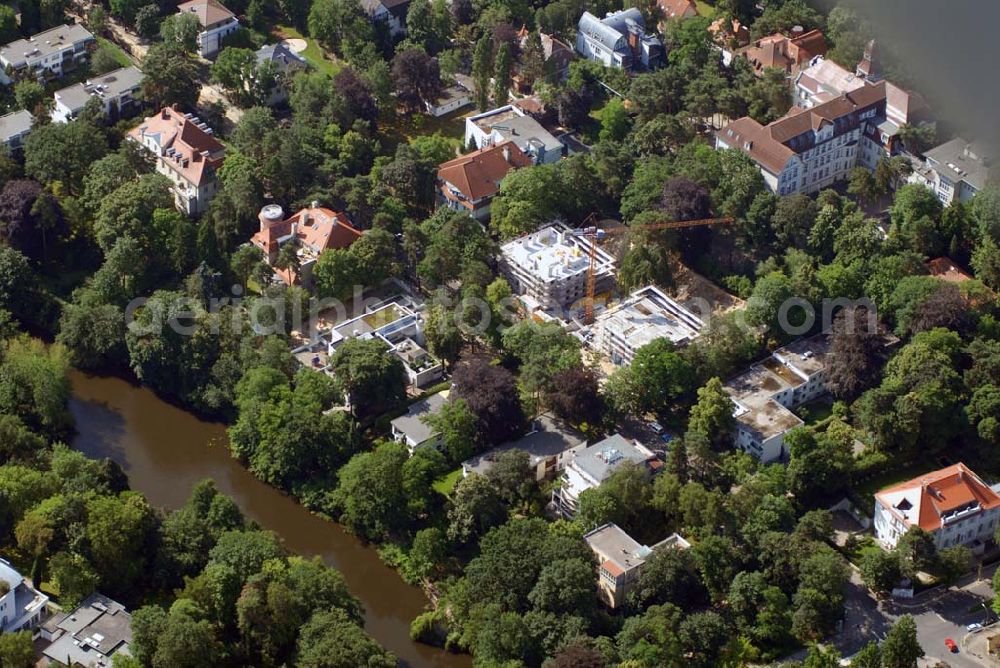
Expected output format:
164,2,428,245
717,81,887,174
790,29,826,58
927,257,974,283
177,0,234,27
437,141,532,201
128,107,225,187
745,30,826,73
657,0,698,19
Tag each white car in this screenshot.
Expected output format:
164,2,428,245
967,622,983,632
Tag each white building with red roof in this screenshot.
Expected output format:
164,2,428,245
874,463,1000,552
129,107,226,215
251,202,363,286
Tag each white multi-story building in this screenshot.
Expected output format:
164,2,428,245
575,9,663,71
552,434,657,517
0,110,33,153
909,138,990,206
0,23,94,84
0,558,48,633
465,105,564,165
500,223,616,314
724,333,831,463
128,107,226,215
584,523,689,608
591,285,705,365
295,296,444,391
51,66,143,124
177,0,239,57
715,82,890,195
874,463,1000,554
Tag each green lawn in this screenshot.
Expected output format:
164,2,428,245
96,37,133,68
382,108,469,152
853,461,941,502
795,399,834,426
274,25,341,77
433,469,463,497
695,1,717,18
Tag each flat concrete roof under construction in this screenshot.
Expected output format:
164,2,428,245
501,224,615,284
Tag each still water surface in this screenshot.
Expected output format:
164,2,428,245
69,371,470,668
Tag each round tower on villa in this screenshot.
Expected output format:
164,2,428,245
258,204,284,231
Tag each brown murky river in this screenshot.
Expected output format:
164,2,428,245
69,371,470,668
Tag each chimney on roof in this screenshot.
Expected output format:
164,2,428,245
311,200,319,209
502,143,511,163
790,25,804,36
161,108,170,120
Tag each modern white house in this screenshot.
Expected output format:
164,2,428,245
0,23,95,84
552,434,658,518
39,593,133,665
590,285,706,365
0,558,49,634
500,223,616,315
0,110,33,153
177,0,239,57
390,390,450,455
584,523,690,608
909,138,990,206
295,296,444,391
575,9,663,71
51,66,143,123
465,105,564,164
724,333,832,463
128,107,226,215
874,463,1000,554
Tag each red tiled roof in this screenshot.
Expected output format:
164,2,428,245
128,107,225,187
876,463,1000,533
437,141,532,202
745,30,826,74
251,206,362,258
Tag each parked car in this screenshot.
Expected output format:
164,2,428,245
648,421,664,434
945,638,958,653
967,622,984,632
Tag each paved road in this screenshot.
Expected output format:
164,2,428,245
787,564,998,666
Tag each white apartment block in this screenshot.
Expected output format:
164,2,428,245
552,434,657,518
584,523,689,608
724,333,831,463
0,23,94,84
0,558,49,633
591,285,705,365
715,82,891,195
874,463,1000,554
51,66,143,124
177,0,239,57
465,105,564,165
500,223,616,314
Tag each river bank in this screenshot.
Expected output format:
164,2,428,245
68,370,470,668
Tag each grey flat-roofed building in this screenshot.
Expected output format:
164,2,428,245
0,23,95,83
916,137,991,206
585,522,690,607
40,593,132,667
52,66,143,123
0,110,34,151
552,434,657,517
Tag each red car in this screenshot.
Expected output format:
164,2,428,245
945,638,958,653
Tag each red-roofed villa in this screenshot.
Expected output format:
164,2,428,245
251,202,363,286
874,463,1000,553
